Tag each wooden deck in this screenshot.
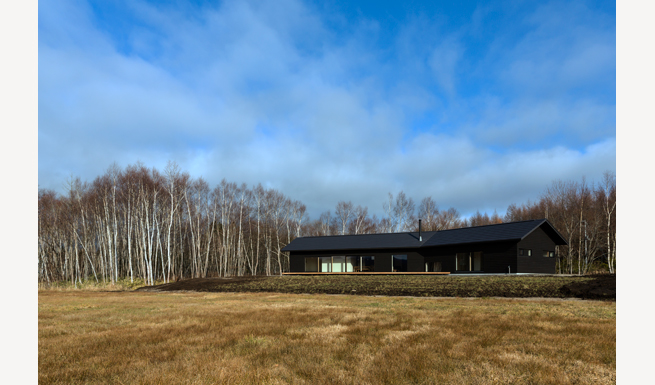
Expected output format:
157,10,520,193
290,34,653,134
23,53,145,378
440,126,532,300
282,272,451,275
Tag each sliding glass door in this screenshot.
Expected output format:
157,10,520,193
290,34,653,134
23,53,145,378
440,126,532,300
361,256,375,272
345,256,357,272
456,253,468,271
305,255,376,272
472,252,483,271
456,252,483,271
319,257,332,272
425,261,442,272
332,256,345,272
392,255,408,272
305,257,318,272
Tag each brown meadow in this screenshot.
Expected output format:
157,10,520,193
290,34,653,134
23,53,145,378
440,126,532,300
39,291,615,384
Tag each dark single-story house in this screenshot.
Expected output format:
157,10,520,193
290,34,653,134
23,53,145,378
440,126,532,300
282,219,567,274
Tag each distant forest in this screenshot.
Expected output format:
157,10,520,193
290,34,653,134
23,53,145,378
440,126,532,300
38,162,616,285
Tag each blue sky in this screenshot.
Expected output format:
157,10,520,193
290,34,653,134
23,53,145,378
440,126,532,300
38,0,616,218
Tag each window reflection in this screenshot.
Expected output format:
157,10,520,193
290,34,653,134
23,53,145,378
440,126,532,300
456,252,483,271
305,257,318,272
392,255,407,272
319,256,332,272
425,261,442,272
305,256,375,272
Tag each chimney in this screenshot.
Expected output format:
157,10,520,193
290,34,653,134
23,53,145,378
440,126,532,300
418,219,422,242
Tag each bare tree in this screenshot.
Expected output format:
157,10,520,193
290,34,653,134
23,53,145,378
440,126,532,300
162,162,184,282
436,207,462,230
598,171,616,273
546,180,581,274
319,211,332,236
418,197,439,231
383,191,416,232
335,201,354,235
350,205,369,234
37,162,618,284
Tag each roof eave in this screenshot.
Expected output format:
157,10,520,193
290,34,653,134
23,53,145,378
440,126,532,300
282,245,425,253
420,237,522,248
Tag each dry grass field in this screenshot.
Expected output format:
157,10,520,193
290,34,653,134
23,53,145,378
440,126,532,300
39,291,615,384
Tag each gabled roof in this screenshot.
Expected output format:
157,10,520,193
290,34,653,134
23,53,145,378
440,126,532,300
421,219,567,247
281,219,567,252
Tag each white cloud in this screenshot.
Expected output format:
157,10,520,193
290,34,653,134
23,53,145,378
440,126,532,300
38,0,615,219
466,97,615,147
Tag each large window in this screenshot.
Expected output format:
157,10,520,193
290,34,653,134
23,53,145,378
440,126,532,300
346,256,375,272
425,261,442,272
346,256,357,272
392,255,407,272
332,256,345,272
472,252,483,271
307,256,375,272
305,257,318,272
519,248,532,257
361,256,375,272
456,252,468,271
319,257,332,272
456,252,483,271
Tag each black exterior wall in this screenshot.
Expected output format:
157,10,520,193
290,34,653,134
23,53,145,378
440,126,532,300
288,246,516,274
288,250,424,272
407,252,424,272
287,224,561,274
420,240,516,274
516,227,557,274
289,254,305,272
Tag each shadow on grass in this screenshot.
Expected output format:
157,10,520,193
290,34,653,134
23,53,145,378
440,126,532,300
137,276,270,292
559,274,615,300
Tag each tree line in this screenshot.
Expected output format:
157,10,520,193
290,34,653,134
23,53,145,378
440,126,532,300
38,162,615,285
